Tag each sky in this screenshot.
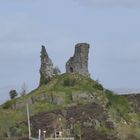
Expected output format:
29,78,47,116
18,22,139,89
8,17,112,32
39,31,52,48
0,0,140,103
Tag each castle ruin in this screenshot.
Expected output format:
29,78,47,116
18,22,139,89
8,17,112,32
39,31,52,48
66,43,90,77
39,45,54,85
39,43,90,86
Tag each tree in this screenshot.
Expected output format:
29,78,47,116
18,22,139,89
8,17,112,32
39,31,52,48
53,66,61,75
20,83,28,96
9,90,18,99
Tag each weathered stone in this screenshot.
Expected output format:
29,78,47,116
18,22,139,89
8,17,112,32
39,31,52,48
66,43,90,76
31,93,54,104
72,92,93,102
53,96,65,105
39,45,54,85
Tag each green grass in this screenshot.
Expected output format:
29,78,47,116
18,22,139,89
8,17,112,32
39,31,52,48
0,73,140,139
105,90,131,122
0,73,106,137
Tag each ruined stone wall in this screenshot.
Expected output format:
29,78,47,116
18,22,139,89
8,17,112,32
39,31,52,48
66,43,90,76
39,45,54,85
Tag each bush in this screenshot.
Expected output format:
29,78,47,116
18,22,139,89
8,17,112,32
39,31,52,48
63,77,77,87
2,100,15,109
9,90,18,99
93,80,104,90
106,90,130,121
39,72,51,86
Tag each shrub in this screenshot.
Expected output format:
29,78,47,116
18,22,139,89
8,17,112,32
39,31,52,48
9,90,18,99
106,90,130,121
63,77,77,87
2,100,15,109
39,72,50,85
93,80,104,90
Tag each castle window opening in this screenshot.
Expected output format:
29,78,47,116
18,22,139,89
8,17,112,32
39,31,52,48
70,67,73,73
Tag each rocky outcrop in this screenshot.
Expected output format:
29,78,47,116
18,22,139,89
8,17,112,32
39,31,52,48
39,45,54,85
66,43,90,77
30,103,117,140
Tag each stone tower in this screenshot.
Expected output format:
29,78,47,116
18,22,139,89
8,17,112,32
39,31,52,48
66,43,90,76
39,45,54,85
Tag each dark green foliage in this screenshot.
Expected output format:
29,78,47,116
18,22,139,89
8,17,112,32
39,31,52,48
63,77,77,87
2,100,15,109
74,122,83,140
106,90,129,108
93,80,104,90
106,90,130,120
9,90,18,99
9,126,22,137
39,72,50,86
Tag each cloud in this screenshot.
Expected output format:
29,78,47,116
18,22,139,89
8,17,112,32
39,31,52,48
74,0,140,8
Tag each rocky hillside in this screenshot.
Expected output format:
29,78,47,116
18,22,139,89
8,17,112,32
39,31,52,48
31,103,117,140
0,73,140,140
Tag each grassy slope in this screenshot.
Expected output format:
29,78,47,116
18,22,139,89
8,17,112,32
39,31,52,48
0,73,104,136
0,73,140,139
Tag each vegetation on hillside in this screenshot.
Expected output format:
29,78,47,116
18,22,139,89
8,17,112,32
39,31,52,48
0,73,140,139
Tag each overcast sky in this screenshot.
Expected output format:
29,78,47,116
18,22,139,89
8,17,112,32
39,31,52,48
0,0,140,103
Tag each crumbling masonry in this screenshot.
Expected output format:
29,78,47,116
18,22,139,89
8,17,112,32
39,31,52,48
39,43,90,86
39,45,54,85
66,43,90,76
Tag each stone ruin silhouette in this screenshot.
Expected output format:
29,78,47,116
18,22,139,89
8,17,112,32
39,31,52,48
39,43,90,85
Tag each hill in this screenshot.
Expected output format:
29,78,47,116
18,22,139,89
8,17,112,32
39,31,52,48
0,73,140,140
